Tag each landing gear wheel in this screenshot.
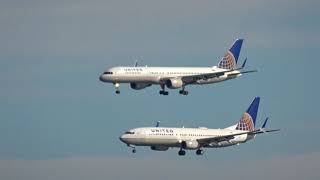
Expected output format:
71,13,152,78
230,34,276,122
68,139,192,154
196,149,203,155
178,150,186,156
179,90,188,95
132,148,136,153
159,84,169,96
114,83,120,94
160,90,169,95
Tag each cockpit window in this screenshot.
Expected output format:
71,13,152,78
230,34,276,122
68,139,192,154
125,131,134,134
103,71,113,75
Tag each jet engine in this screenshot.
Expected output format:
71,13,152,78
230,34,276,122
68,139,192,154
130,83,152,90
150,146,169,151
181,140,199,150
165,78,183,89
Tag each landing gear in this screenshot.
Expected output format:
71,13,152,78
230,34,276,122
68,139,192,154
178,149,186,156
159,91,169,95
114,83,120,94
127,144,136,153
159,84,169,95
179,86,188,95
179,90,188,95
196,149,204,155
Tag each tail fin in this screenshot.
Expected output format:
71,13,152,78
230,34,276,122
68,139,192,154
235,97,260,131
217,39,243,69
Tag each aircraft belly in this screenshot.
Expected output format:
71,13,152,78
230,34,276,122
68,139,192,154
113,75,159,83
143,137,179,146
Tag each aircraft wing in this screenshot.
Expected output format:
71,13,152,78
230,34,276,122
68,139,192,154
197,130,257,144
160,69,237,84
181,70,233,84
226,70,257,77
197,129,279,145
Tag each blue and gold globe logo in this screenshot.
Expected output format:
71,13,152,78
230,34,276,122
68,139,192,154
218,51,236,70
236,112,254,131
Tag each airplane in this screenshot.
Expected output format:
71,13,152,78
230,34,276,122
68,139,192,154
99,39,256,95
119,97,279,155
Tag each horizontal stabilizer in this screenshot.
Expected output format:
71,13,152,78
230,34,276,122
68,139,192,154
249,128,280,135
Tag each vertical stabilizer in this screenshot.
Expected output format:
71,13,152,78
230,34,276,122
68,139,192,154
235,97,260,131
217,39,243,69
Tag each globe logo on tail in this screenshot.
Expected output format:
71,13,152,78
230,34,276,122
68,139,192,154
236,112,254,131
218,51,236,70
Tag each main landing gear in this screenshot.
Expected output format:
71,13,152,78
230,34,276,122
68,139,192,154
178,149,186,156
178,149,203,156
179,86,188,95
159,84,169,95
196,149,204,155
114,83,120,94
179,90,188,95
178,145,186,156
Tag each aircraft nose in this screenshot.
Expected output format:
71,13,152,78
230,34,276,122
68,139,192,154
119,135,127,143
99,74,105,82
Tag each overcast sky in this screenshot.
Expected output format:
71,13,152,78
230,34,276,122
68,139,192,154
1,0,320,180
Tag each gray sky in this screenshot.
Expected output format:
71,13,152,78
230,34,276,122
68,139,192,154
1,0,319,179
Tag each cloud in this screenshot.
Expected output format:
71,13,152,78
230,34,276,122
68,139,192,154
1,152,320,180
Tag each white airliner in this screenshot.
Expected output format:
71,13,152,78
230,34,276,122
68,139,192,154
99,39,256,95
119,97,279,155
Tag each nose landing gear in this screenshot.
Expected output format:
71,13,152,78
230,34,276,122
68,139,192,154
127,144,136,153
114,83,120,94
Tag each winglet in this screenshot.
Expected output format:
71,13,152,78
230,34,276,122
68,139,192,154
155,121,160,127
262,117,269,129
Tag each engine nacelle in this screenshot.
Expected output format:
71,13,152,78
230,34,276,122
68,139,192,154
130,83,151,90
150,146,169,151
181,140,199,150
165,78,183,89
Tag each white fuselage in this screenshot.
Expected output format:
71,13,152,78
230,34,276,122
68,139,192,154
99,66,241,85
120,127,254,149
